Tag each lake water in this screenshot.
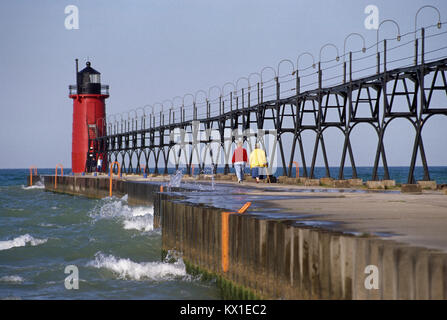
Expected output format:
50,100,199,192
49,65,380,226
0,169,219,299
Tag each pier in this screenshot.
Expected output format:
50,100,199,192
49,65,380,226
33,173,447,299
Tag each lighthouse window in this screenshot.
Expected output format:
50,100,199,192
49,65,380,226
89,74,100,83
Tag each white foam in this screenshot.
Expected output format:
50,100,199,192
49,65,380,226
123,215,154,232
0,275,24,283
22,183,44,190
0,234,48,251
123,206,154,232
38,223,56,228
87,253,187,281
130,207,153,217
90,197,154,232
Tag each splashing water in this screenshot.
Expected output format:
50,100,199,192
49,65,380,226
87,252,188,281
21,180,45,190
170,166,217,192
168,169,184,190
202,166,215,191
89,195,155,232
0,234,48,251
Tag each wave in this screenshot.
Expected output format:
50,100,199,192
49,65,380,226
122,206,154,232
0,275,24,283
123,215,154,232
21,181,45,190
89,195,154,232
87,252,187,281
38,223,57,228
0,234,48,251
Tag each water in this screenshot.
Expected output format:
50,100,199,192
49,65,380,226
168,167,217,192
202,166,216,190
168,170,184,190
0,169,219,299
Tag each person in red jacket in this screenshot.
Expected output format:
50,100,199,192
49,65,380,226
232,140,248,183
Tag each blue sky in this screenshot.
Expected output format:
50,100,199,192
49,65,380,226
0,0,446,169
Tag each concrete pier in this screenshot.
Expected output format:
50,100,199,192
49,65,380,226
39,174,447,299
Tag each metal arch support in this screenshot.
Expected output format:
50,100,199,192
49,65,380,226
319,43,340,63
260,66,277,85
194,90,208,102
236,77,250,92
415,5,441,37
222,82,236,96
172,96,183,111
208,85,222,98
296,52,316,72
182,93,195,105
343,33,366,59
144,104,154,115
376,19,401,54
277,59,295,77
92,58,447,184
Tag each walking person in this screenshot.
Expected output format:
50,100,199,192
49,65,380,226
231,140,248,183
97,154,103,173
249,143,267,183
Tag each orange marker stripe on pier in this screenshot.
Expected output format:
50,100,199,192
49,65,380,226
109,162,121,197
293,161,300,178
221,202,251,273
238,201,251,214
221,211,231,273
55,164,63,189
29,166,37,186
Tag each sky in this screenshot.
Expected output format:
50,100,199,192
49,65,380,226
0,0,446,169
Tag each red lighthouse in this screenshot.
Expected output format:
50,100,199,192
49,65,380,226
69,60,109,174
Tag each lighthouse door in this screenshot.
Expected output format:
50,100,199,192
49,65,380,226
86,124,98,172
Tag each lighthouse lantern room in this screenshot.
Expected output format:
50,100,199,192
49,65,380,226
69,60,109,174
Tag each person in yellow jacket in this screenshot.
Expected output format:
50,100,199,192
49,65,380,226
249,143,267,183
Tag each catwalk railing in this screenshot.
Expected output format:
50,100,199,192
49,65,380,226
90,10,447,183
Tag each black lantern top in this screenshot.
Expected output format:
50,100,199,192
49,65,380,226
77,61,101,94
